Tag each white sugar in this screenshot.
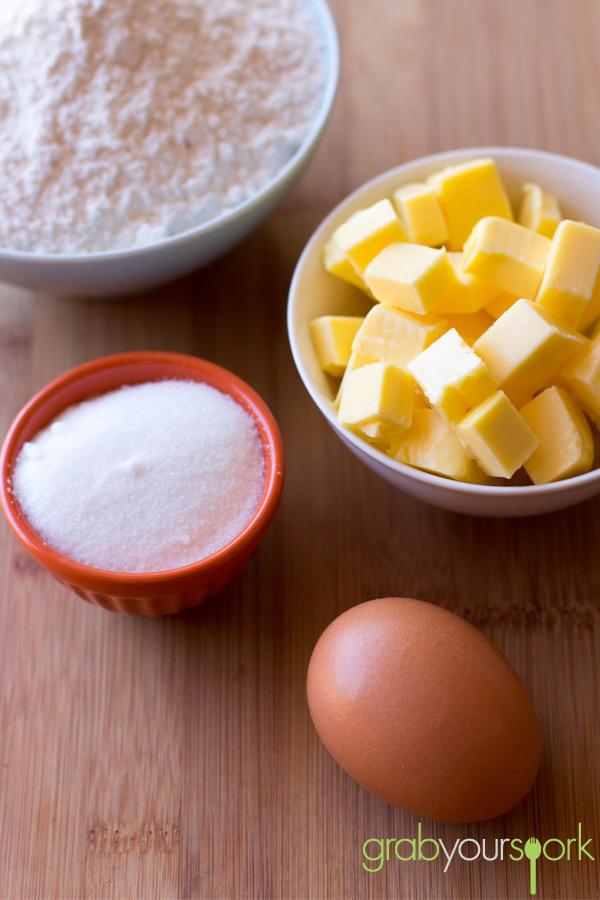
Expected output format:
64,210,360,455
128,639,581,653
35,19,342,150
12,380,266,573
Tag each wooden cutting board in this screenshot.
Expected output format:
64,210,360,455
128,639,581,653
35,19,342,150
0,1,599,898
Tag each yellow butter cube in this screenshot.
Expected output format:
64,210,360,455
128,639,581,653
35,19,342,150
534,220,600,328
578,269,600,333
473,299,585,406
351,303,448,368
358,387,429,435
331,199,407,275
338,362,414,430
443,310,495,347
323,238,369,292
365,243,462,315
309,315,365,377
485,289,518,320
426,157,513,251
434,252,508,315
560,333,600,425
456,390,539,479
430,252,472,314
390,407,488,483
413,386,429,409
392,182,448,246
334,349,375,409
357,421,407,446
462,217,551,301
517,182,562,238
407,328,498,423
519,387,593,483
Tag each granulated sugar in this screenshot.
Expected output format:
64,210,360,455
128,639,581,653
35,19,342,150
0,0,325,253
12,380,265,573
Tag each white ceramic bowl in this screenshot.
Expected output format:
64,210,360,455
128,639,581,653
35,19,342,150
288,147,600,517
0,0,339,298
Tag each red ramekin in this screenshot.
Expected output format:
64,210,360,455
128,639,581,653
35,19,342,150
0,351,285,615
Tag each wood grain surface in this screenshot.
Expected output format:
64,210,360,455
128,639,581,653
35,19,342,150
1,1,599,898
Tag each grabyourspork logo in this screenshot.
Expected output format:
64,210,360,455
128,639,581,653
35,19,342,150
524,837,542,894
362,823,594,895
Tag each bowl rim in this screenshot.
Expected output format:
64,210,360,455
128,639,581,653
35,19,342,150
287,145,600,500
0,0,340,265
0,351,285,590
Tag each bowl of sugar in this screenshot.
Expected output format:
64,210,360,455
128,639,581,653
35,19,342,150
0,0,339,296
0,351,285,615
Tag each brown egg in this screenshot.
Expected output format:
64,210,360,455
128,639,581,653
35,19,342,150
307,597,541,822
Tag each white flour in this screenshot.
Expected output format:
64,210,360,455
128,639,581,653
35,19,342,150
0,0,325,254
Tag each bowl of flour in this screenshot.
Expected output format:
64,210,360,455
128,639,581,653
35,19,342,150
0,0,338,296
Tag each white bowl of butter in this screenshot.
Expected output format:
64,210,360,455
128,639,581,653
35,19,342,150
287,147,600,517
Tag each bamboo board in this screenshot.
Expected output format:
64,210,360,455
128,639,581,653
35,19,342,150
0,1,599,897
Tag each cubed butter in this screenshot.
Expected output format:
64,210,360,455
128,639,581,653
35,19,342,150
390,407,488,483
456,390,539,479
517,182,562,238
485,289,518,320
363,386,429,427
426,158,513,251
519,386,593,483
443,309,495,347
430,252,472,314
323,238,369,291
337,362,414,430
392,181,448,246
462,217,551,301
413,386,429,408
560,333,600,425
357,421,407,445
331,199,407,275
365,243,462,315
473,298,584,406
351,303,448,368
407,328,498,423
334,349,375,409
310,315,365,377
578,268,600,333
434,252,508,315
534,220,600,328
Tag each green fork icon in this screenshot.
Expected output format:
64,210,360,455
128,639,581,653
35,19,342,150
524,837,542,895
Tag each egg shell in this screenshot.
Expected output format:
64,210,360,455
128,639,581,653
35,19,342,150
306,597,541,822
